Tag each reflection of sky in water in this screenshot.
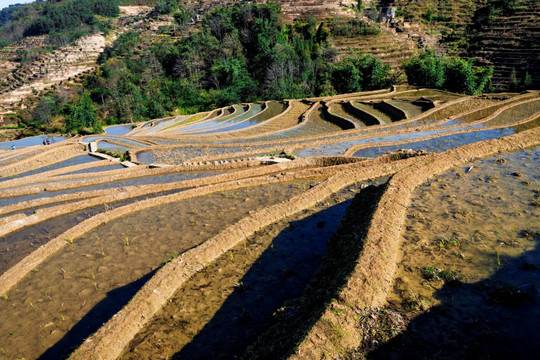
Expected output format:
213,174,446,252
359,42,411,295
104,125,134,136
144,116,188,134
97,141,130,153
173,105,247,133
296,129,448,157
187,104,265,134
0,135,66,148
354,128,514,158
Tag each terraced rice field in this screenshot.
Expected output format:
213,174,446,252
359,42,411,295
0,87,539,360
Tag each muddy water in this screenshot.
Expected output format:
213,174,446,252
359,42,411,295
0,189,190,276
0,156,99,183
376,146,540,358
60,164,125,176
120,182,374,360
482,99,540,127
136,148,242,165
0,170,224,208
0,181,317,360
0,208,105,276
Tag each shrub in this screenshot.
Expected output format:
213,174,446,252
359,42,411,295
404,51,493,95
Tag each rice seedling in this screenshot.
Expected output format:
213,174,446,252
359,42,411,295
65,236,74,250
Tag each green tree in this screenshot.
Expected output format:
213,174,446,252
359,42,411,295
154,0,177,15
404,51,492,95
63,91,100,133
332,59,362,94
403,51,445,88
443,57,475,94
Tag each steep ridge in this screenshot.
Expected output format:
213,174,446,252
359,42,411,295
0,6,150,121
468,0,540,88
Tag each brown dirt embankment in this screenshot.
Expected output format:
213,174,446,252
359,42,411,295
184,105,540,165
286,127,540,359
137,89,451,144
0,159,123,190
0,156,385,296
132,93,472,157
67,158,417,360
0,156,360,235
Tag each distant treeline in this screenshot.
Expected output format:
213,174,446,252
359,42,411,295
0,3,25,28
0,0,119,49
24,0,119,36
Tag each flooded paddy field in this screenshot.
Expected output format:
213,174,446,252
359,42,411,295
0,169,226,208
368,146,540,359
0,136,66,149
104,125,134,136
353,128,516,158
1,89,539,360
60,164,126,176
0,156,99,183
0,182,315,359
136,147,245,165
119,181,379,360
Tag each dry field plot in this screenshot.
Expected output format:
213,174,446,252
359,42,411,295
0,87,539,359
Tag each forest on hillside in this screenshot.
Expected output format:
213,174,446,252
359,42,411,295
0,0,118,48
5,1,494,135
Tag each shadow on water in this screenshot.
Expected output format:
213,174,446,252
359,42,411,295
172,195,360,360
170,184,386,360
367,232,540,360
238,183,387,360
38,269,157,360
